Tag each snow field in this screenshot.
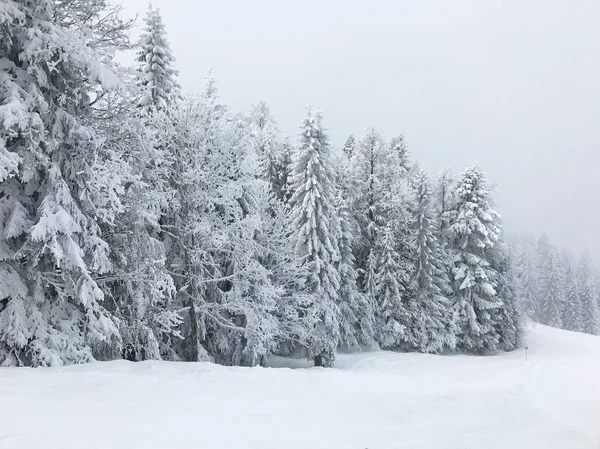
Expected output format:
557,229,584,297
1,324,599,449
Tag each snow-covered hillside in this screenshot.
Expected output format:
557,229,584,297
1,324,599,449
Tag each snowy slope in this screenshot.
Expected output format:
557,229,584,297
1,324,599,449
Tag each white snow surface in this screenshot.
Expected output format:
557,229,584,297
1,324,599,449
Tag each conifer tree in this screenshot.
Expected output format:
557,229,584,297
375,225,410,349
562,254,583,333
538,247,565,328
0,0,130,366
516,235,539,321
336,195,377,350
490,241,522,351
275,136,294,203
434,167,455,241
389,134,410,178
348,128,390,270
343,135,356,159
577,252,600,335
289,108,341,367
406,171,455,353
249,101,281,197
447,165,502,353
136,5,180,115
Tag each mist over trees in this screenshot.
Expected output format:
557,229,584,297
1,1,595,368
511,234,600,337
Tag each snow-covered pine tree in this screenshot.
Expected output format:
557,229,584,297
249,101,281,197
447,165,502,353
342,135,356,159
515,235,539,322
489,240,522,351
336,193,377,350
538,246,565,328
288,108,341,367
364,249,378,308
136,5,180,116
561,250,583,332
274,136,294,203
348,129,388,264
406,170,455,353
389,134,410,178
375,225,410,349
257,192,314,356
433,167,455,242
0,0,131,366
577,252,600,335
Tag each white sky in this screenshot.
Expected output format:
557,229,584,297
121,0,600,259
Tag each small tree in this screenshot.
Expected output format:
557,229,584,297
136,5,180,115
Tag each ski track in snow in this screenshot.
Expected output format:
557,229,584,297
1,324,599,449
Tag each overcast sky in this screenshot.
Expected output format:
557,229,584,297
121,0,599,259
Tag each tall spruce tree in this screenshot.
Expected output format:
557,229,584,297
516,235,539,321
0,0,131,366
289,108,341,367
348,128,389,272
447,165,502,353
538,247,565,328
336,194,377,350
561,251,583,332
577,252,600,335
375,225,410,349
407,170,455,353
490,241,522,351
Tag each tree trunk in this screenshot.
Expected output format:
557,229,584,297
187,299,199,362
314,354,323,367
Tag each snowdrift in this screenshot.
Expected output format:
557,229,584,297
1,324,599,449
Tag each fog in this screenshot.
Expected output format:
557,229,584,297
121,0,600,258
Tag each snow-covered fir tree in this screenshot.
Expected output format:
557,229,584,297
389,134,410,178
562,252,583,333
515,235,539,321
342,135,356,159
336,194,377,350
538,247,565,328
136,5,180,115
288,108,341,367
348,128,390,271
446,165,502,353
249,101,281,197
577,252,600,335
274,136,294,203
406,170,455,353
375,225,410,349
0,0,130,366
434,167,455,242
490,241,522,351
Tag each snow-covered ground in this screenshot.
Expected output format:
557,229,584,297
1,324,599,449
